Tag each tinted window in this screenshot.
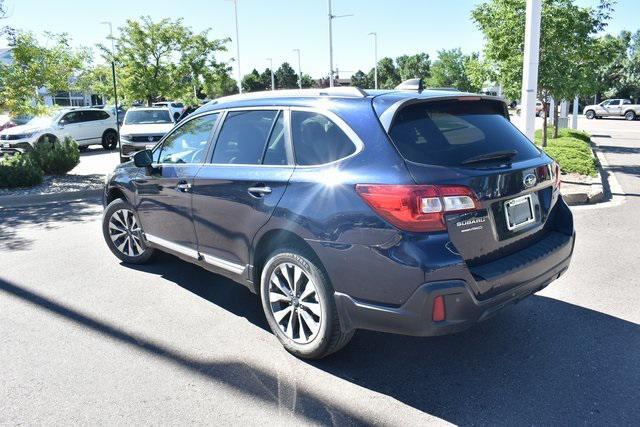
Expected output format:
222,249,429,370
291,111,356,165
125,110,172,124
609,100,620,106
158,113,218,164
263,112,287,165
61,111,81,124
82,110,109,121
388,100,540,167
212,110,278,165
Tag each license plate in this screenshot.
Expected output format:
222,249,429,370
505,194,535,231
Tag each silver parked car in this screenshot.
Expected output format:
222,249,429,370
583,99,640,121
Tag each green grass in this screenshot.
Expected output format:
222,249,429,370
534,127,598,176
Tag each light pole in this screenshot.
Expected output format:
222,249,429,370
519,0,541,141
100,21,121,158
226,0,242,93
266,58,275,90
327,0,352,87
293,49,302,89
368,32,378,90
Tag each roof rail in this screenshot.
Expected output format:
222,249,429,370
209,87,367,105
395,78,424,92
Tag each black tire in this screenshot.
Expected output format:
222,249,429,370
102,129,118,150
102,198,155,264
624,111,636,121
260,248,354,359
37,134,58,148
585,110,595,119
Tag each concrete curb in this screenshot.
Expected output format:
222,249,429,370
560,139,605,206
0,189,102,208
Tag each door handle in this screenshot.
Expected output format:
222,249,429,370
248,185,272,197
176,181,192,192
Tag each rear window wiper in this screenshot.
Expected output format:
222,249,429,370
461,149,518,166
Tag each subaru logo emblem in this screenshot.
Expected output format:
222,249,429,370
147,136,154,142
523,173,536,188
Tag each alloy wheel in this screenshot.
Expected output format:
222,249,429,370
108,209,145,257
268,262,322,344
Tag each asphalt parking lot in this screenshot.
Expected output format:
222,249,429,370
1,117,639,425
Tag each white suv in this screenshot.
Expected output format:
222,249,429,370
0,108,119,155
119,107,175,158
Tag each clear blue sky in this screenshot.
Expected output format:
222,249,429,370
1,0,639,78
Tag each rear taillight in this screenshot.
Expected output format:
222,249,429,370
355,184,479,232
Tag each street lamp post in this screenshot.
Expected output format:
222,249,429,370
519,0,542,141
266,58,275,90
226,0,242,94
368,32,378,90
327,0,352,87
100,21,121,158
293,49,302,89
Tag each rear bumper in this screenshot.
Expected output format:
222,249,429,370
334,230,575,336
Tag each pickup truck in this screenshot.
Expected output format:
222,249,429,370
583,99,640,121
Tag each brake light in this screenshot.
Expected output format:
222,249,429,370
432,295,446,322
355,184,479,232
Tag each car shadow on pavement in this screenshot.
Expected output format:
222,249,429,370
0,198,101,251
313,296,640,425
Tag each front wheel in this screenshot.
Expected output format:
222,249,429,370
585,110,595,119
624,111,636,121
260,249,354,359
102,129,118,150
102,198,155,264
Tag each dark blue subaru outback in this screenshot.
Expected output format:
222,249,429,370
102,86,575,359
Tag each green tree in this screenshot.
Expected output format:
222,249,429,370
101,16,228,105
372,57,401,89
275,62,298,89
241,69,267,92
74,63,115,104
396,53,431,81
301,74,315,88
0,31,88,115
350,70,371,88
427,48,474,91
472,0,613,144
202,62,238,99
260,68,275,90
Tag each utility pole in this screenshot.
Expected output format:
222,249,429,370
101,21,120,158
519,0,542,141
267,58,275,90
226,0,242,93
368,32,378,89
327,0,352,87
293,49,302,89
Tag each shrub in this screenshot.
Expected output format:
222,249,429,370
32,136,80,175
534,130,598,176
0,153,44,188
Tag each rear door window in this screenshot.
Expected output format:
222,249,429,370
291,111,356,165
212,110,278,165
388,100,541,167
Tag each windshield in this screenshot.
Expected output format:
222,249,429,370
125,110,172,125
388,99,541,167
25,113,59,128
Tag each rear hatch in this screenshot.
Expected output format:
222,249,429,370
385,97,565,297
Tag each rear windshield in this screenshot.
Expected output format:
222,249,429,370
388,99,541,167
125,110,172,125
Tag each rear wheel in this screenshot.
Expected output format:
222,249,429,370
585,110,595,119
260,249,354,359
624,110,636,121
102,129,118,150
102,198,155,264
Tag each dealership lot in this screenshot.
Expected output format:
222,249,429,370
1,118,639,425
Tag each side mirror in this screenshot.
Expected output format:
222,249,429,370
58,120,65,127
133,149,153,167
